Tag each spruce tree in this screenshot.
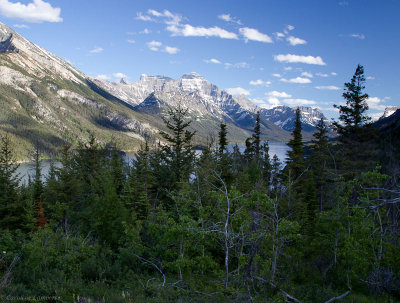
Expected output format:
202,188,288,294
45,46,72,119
333,64,377,178
0,135,29,230
31,147,43,204
262,142,272,189
333,64,370,133
218,122,228,157
160,104,196,184
252,111,261,160
311,118,330,210
286,107,304,180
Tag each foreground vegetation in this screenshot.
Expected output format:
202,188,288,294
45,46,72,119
0,65,399,302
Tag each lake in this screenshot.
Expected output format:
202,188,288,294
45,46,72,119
17,141,289,184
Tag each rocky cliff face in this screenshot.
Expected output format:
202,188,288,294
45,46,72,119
94,73,328,134
0,34,19,53
0,22,156,158
259,106,329,132
380,106,400,120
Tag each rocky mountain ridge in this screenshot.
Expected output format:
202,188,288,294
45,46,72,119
93,73,328,133
0,21,328,159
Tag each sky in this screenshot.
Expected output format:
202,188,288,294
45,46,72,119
0,0,399,120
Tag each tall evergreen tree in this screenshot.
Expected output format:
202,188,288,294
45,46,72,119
286,107,305,180
160,104,196,185
262,141,272,189
311,118,330,210
333,64,370,133
333,64,377,178
218,122,228,157
252,111,261,160
0,135,29,230
31,147,43,204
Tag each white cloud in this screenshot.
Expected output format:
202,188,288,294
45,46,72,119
224,62,250,69
367,76,375,80
96,74,110,81
339,1,349,6
136,12,153,21
315,85,340,90
284,66,293,71
287,25,295,31
204,58,222,64
140,28,151,34
126,39,135,44
267,91,292,98
274,54,326,65
287,36,307,46
367,97,386,110
249,79,271,86
218,13,242,24
272,73,281,78
283,98,316,106
301,72,313,78
90,47,103,54
146,40,162,51
370,112,384,121
113,72,127,78
275,32,285,40
146,41,179,54
350,33,365,39
331,72,337,76
226,87,250,96
167,24,238,39
13,23,29,28
137,9,182,25
0,0,62,23
239,27,273,43
265,97,281,108
316,72,329,77
148,9,163,17
164,46,180,54
159,9,182,25
280,77,312,84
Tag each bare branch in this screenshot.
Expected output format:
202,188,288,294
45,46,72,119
324,291,350,303
134,254,166,287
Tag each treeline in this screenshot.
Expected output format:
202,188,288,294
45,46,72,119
0,65,399,302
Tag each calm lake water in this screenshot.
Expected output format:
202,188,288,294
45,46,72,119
17,141,289,184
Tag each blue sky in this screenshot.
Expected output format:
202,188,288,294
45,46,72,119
0,0,399,119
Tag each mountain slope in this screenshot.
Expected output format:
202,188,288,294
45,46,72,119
0,22,331,160
0,22,157,159
93,73,292,141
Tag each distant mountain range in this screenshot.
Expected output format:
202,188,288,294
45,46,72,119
1,21,379,160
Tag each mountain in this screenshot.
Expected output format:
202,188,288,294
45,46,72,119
0,22,329,160
379,106,400,120
258,106,329,132
0,22,158,159
93,73,327,139
92,72,292,141
375,108,400,139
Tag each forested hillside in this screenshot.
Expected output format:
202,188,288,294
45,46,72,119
0,66,399,302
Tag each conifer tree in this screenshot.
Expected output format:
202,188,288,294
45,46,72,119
218,122,228,157
0,135,28,230
160,104,196,184
252,111,261,160
302,171,318,237
311,118,330,210
244,137,254,165
333,64,377,177
31,147,43,204
271,154,282,195
286,107,304,180
217,122,232,185
333,64,370,133
262,142,272,189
